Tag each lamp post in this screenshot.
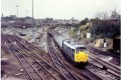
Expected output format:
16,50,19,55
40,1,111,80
32,0,34,19
16,5,19,17
32,0,35,38
26,10,28,17
32,0,34,28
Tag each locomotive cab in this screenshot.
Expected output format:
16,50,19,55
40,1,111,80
62,39,88,66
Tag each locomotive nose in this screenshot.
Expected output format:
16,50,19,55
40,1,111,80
74,52,88,63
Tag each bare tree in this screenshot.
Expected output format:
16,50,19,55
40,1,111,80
95,11,109,20
102,12,109,20
95,12,102,19
110,9,120,20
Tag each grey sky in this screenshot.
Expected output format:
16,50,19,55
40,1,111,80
1,0,121,20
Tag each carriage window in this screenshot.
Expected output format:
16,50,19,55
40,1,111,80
79,47,86,50
72,49,74,52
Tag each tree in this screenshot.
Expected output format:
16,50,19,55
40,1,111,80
110,9,120,20
95,12,102,19
95,11,109,20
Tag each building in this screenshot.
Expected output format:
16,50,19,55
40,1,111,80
1,16,33,28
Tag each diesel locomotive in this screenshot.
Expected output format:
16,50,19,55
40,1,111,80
47,29,89,65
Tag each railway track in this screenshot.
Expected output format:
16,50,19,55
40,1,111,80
3,33,120,80
47,34,103,80
14,37,72,80
12,33,91,80
52,36,121,80
13,34,88,80
2,34,70,80
89,47,120,59
2,34,44,80
47,35,86,80
6,34,102,80
88,47,120,66
12,34,95,80
87,47,120,78
88,53,120,78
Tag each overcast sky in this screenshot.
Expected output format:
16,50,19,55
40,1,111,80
1,0,121,20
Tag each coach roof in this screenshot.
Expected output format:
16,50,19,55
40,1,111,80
63,40,85,49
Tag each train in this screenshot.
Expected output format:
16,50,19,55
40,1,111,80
47,29,89,66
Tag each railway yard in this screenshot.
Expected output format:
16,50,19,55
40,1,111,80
1,27,120,80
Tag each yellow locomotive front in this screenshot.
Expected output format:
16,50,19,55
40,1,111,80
74,46,88,63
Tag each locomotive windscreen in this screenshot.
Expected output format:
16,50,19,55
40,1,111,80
76,47,86,53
